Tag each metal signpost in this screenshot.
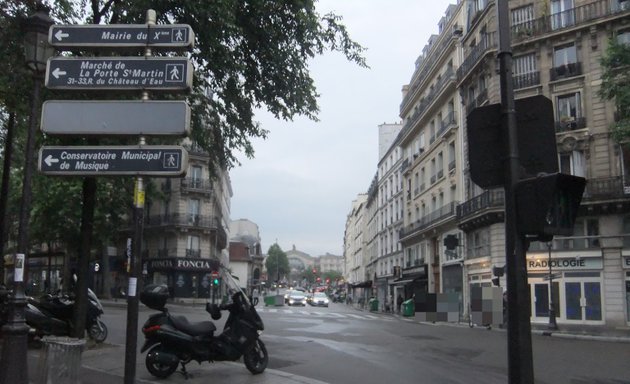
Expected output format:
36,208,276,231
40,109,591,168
36,10,195,384
38,145,188,176
41,100,190,136
45,57,192,90
49,24,194,48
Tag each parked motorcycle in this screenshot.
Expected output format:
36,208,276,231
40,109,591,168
140,267,268,379
25,287,108,343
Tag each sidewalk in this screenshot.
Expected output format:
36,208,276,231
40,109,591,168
22,340,328,384
350,302,630,343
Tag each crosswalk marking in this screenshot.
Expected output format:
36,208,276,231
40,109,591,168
257,307,392,321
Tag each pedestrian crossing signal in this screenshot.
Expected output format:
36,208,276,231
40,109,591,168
515,173,586,241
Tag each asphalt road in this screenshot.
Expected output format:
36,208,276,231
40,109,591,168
101,301,629,384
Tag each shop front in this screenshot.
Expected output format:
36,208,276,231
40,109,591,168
527,252,604,325
145,257,220,298
390,264,428,312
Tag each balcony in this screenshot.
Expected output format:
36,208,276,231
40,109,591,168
456,32,497,83
456,189,505,232
550,62,582,81
466,88,489,114
583,176,630,199
400,202,458,240
185,249,201,258
511,0,630,44
401,68,456,137
513,71,541,90
181,177,213,193
555,116,587,132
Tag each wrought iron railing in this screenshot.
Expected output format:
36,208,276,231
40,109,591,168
456,189,505,220
400,202,458,238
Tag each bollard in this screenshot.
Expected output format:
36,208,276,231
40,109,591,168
37,336,86,384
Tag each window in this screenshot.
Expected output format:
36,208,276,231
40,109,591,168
187,235,200,258
551,0,575,30
190,165,202,187
188,199,200,224
556,92,581,123
513,53,538,89
554,43,577,67
618,29,630,45
559,150,586,177
512,4,534,27
552,43,580,81
448,141,456,171
622,144,630,193
437,152,444,179
467,229,490,259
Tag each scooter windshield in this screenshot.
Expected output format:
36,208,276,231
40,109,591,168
218,266,251,306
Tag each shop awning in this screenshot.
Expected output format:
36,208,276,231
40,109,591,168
389,278,413,285
350,280,372,288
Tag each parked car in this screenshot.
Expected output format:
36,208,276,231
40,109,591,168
310,292,329,307
287,291,307,306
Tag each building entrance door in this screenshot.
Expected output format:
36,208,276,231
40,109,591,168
565,281,602,322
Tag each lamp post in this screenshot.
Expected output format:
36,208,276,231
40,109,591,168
547,242,558,330
0,5,53,384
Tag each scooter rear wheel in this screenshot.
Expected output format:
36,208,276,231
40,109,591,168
244,338,268,374
146,345,179,379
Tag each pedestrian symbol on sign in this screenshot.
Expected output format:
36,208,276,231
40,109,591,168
173,28,185,42
165,64,183,82
164,152,179,168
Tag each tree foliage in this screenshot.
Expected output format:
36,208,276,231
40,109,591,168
265,243,289,281
0,0,365,261
599,36,630,143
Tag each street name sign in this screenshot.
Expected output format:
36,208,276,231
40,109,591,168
38,145,189,176
45,57,192,90
41,100,190,136
49,24,194,48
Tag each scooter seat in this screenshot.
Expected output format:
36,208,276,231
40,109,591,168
171,315,216,336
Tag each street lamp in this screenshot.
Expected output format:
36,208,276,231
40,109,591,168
546,242,558,330
0,5,53,384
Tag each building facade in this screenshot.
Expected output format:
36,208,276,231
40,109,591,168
130,143,232,298
398,2,466,311
228,219,264,293
348,0,630,332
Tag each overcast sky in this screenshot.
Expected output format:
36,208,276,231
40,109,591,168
230,0,454,257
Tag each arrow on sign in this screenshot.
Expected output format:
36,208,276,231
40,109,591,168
52,68,67,79
54,30,69,41
44,154,59,166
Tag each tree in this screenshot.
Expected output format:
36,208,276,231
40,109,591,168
599,36,630,143
0,0,365,335
265,243,289,284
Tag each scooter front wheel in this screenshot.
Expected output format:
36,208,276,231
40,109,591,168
146,345,179,379
244,338,268,375
88,319,108,343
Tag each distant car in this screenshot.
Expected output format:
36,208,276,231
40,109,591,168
284,290,293,304
310,292,329,307
287,291,307,306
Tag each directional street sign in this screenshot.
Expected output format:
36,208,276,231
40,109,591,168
38,145,189,176
41,100,191,136
45,57,192,90
49,24,194,48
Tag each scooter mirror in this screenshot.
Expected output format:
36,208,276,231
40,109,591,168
206,303,221,320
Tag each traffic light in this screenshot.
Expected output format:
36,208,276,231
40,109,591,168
492,265,504,287
515,173,586,241
443,234,459,250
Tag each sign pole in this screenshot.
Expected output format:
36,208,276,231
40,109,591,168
123,9,153,384
496,1,534,383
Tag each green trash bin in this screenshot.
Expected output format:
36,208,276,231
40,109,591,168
263,295,275,306
402,299,415,317
369,298,379,312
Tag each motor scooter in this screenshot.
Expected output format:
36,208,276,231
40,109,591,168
25,287,108,343
140,267,268,379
